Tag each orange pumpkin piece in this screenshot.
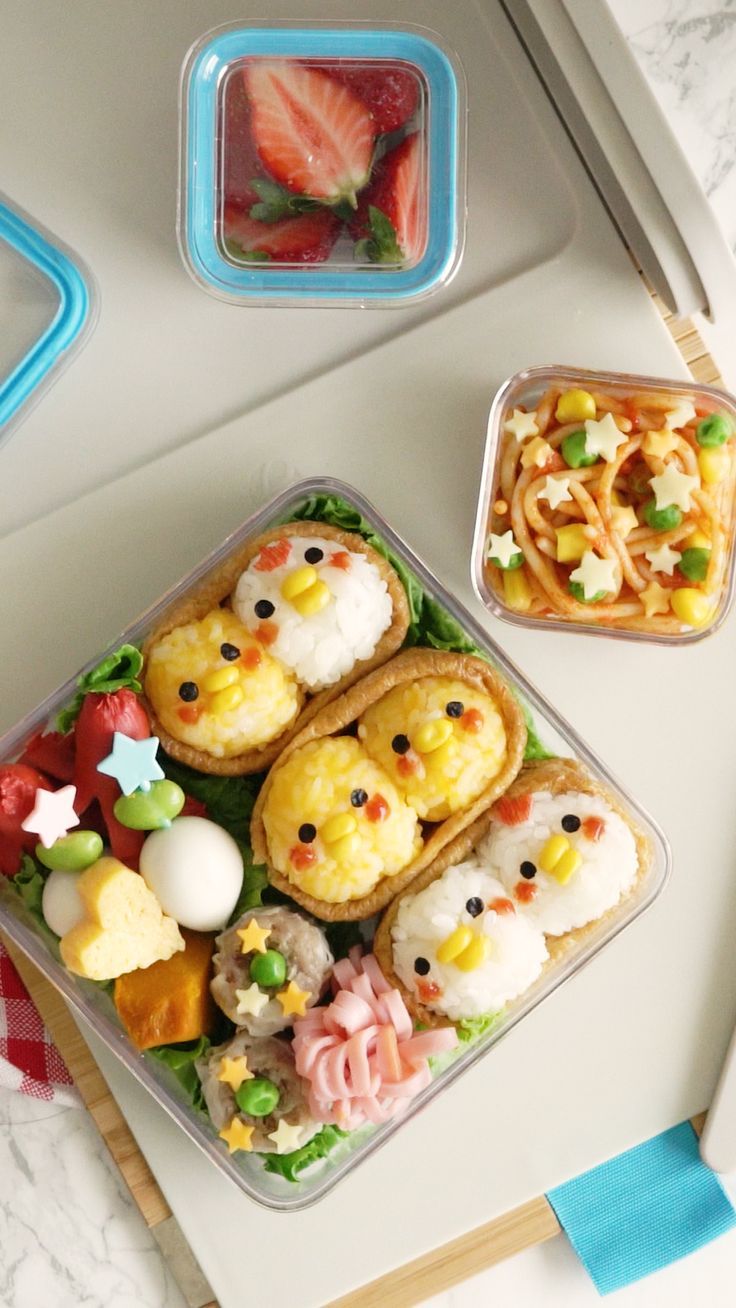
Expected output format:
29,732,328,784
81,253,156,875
114,929,217,1050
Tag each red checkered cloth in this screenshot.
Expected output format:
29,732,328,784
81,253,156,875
0,938,80,1106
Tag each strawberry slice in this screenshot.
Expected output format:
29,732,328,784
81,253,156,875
223,203,340,264
222,68,267,209
328,63,419,134
243,60,375,204
491,793,533,826
350,133,426,264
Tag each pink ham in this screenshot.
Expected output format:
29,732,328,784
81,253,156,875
398,1028,459,1063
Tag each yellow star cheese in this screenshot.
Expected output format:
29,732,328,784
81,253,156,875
219,1117,255,1154
235,982,270,1018
520,437,554,469
640,581,671,618
236,919,272,955
268,1119,306,1155
610,505,639,539
642,429,679,460
276,980,311,1019
217,1056,254,1092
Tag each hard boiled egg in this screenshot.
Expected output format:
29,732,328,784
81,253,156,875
139,816,243,931
42,869,86,938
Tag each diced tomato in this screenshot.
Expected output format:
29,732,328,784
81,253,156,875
417,978,442,1002
255,620,279,646
460,708,484,734
492,793,533,826
542,452,565,473
290,843,317,871
582,815,605,842
624,399,641,432
254,539,292,572
365,794,390,822
397,753,420,777
514,881,537,904
241,647,262,671
329,551,351,571
178,703,202,725
488,896,515,915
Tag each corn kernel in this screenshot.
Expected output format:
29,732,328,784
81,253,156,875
520,437,554,469
414,719,453,754
539,834,570,873
550,847,582,884
671,588,713,628
503,568,532,611
432,738,459,768
202,666,239,693
698,446,729,485
437,925,474,964
281,565,318,600
291,580,331,616
555,389,596,424
321,813,358,844
684,529,710,550
556,524,589,563
454,935,492,972
330,832,362,861
210,684,245,714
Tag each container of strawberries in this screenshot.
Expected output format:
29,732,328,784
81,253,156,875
178,22,466,307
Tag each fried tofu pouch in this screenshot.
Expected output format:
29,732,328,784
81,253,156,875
251,649,527,921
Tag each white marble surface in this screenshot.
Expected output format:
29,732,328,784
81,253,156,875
1,4,735,1308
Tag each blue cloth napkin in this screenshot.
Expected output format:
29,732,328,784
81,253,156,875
546,1121,736,1295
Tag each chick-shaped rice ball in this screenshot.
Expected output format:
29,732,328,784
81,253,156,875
391,862,548,1021
232,535,393,691
262,736,423,904
145,609,300,759
358,677,507,822
479,791,638,936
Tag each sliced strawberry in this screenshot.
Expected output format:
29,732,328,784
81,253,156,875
223,203,340,264
350,133,426,264
243,60,375,204
222,68,266,209
328,63,419,134
492,793,533,826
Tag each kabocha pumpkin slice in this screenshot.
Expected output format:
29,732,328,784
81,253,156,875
251,648,527,921
114,929,218,1050
59,856,184,980
142,521,409,776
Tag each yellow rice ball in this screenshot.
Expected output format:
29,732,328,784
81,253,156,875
145,609,300,758
262,737,422,903
358,677,507,821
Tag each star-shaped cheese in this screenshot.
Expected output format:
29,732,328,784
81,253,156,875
645,543,682,576
235,983,270,1018
610,505,639,539
217,1056,254,1092
649,464,700,512
643,429,679,460
236,920,272,955
503,408,539,443
664,399,696,430
97,732,164,797
268,1119,306,1155
537,475,573,510
21,784,79,850
486,530,523,569
219,1118,255,1154
640,581,671,618
584,413,627,462
520,437,554,469
276,980,311,1019
569,551,618,601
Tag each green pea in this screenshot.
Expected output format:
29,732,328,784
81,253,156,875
235,1077,280,1117
113,779,185,830
696,414,732,448
250,949,287,989
561,430,598,468
489,548,524,571
36,830,103,871
569,581,608,604
679,547,711,582
643,499,683,532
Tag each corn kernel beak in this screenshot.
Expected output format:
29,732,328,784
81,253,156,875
321,813,358,845
436,925,474,964
453,933,492,972
330,832,362,861
281,565,318,600
414,719,453,755
539,834,570,873
280,565,331,616
210,683,245,715
202,666,239,693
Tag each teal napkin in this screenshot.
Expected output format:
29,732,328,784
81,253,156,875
546,1122,736,1295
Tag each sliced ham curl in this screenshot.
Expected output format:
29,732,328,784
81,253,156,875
292,951,458,1131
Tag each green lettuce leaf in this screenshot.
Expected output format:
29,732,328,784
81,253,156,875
456,1011,505,1043
261,1124,348,1183
11,853,48,922
148,1036,211,1111
56,644,143,733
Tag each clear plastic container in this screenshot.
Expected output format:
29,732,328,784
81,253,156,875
473,366,736,644
178,23,466,307
0,478,670,1210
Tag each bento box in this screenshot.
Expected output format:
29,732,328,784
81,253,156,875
472,366,736,643
178,23,465,307
0,478,670,1211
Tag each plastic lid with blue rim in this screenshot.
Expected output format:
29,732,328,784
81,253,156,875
0,195,97,451
178,22,466,308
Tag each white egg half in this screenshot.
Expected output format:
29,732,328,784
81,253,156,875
42,869,86,938
139,816,243,931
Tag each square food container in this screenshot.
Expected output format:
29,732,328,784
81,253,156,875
0,478,670,1211
178,23,465,307
472,366,736,644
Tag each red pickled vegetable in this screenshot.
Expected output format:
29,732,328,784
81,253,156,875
19,729,75,782
0,763,53,876
72,690,150,866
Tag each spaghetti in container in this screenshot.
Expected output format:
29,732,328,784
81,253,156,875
472,366,736,644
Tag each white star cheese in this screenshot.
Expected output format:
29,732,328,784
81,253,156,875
584,413,627,462
503,409,539,443
569,551,618,601
268,1119,306,1154
645,543,682,576
664,400,696,430
649,464,699,512
235,983,270,1018
486,530,523,569
537,475,573,510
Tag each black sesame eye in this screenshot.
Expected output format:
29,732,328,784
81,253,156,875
520,861,536,879
414,957,430,976
298,823,316,844
220,642,240,661
305,547,324,564
350,789,368,808
446,701,464,718
465,896,484,917
178,681,199,702
391,734,410,755
255,599,275,619
561,814,581,833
